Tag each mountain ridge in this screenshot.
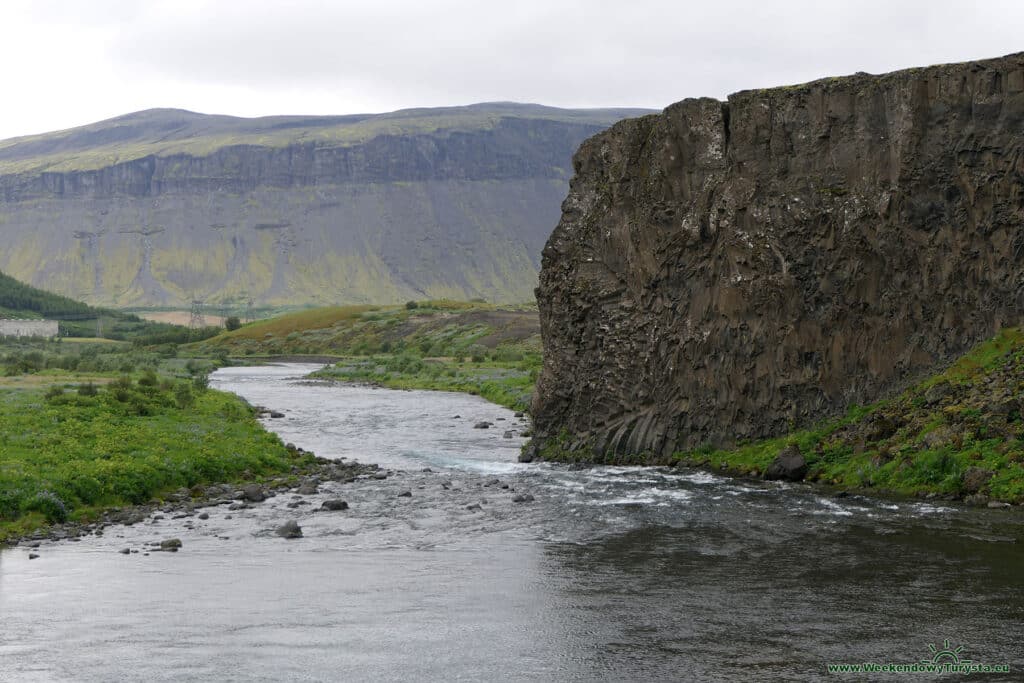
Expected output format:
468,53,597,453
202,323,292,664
0,103,653,307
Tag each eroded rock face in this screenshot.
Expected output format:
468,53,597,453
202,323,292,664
531,52,1024,460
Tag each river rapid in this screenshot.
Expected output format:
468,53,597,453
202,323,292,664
1,364,1021,681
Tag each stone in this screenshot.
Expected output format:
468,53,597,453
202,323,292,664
764,445,808,482
466,503,483,511
987,501,1011,509
962,467,995,494
512,494,535,503
275,521,303,539
119,548,131,555
197,512,210,520
964,494,990,506
503,430,514,438
529,52,1024,460
473,422,491,429
321,499,349,511
269,411,285,418
398,491,412,498
514,411,525,418
241,484,266,503
160,538,183,551
28,553,39,560
296,482,319,495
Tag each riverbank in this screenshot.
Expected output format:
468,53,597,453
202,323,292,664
0,374,338,545
309,356,536,413
2,452,379,548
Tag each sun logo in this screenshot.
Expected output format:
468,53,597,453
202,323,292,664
921,639,972,666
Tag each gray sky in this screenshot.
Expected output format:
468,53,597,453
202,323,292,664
2,0,1021,140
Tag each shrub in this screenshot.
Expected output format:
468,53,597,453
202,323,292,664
405,301,419,310
78,382,98,397
174,382,194,409
23,491,68,523
225,316,242,331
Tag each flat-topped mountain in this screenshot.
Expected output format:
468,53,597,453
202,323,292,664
0,103,651,307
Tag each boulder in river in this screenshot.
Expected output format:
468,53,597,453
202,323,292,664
296,481,319,495
321,499,349,511
764,445,808,482
241,484,267,503
160,538,183,552
512,494,535,503
275,521,303,539
474,421,492,429
398,491,412,498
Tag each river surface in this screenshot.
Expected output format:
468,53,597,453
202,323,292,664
1,364,1022,681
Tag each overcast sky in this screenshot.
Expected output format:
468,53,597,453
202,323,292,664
2,0,1021,140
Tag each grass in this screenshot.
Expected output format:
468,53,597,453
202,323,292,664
192,300,539,360
0,376,308,543
312,355,538,413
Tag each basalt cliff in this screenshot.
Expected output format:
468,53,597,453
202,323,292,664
0,104,648,307
528,52,1024,461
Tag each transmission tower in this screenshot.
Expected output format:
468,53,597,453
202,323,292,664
244,297,255,324
189,300,206,330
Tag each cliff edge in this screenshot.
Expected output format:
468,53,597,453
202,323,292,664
529,52,1024,461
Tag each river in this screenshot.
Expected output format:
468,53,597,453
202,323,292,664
1,364,1021,681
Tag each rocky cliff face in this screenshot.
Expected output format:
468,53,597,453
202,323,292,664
529,52,1024,461
0,104,649,306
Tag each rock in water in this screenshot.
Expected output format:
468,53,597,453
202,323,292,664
160,538,183,551
531,52,1024,460
321,499,349,511
764,446,808,482
275,521,303,539
241,484,266,503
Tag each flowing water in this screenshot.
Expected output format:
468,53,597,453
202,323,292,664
1,364,1021,681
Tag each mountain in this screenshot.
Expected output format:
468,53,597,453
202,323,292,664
0,103,651,307
528,52,1024,461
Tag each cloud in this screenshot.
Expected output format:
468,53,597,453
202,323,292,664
2,0,1023,139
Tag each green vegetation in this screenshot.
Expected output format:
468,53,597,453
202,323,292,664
312,355,538,413
193,300,541,411
0,331,287,541
0,374,306,543
193,300,539,358
664,328,1024,502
